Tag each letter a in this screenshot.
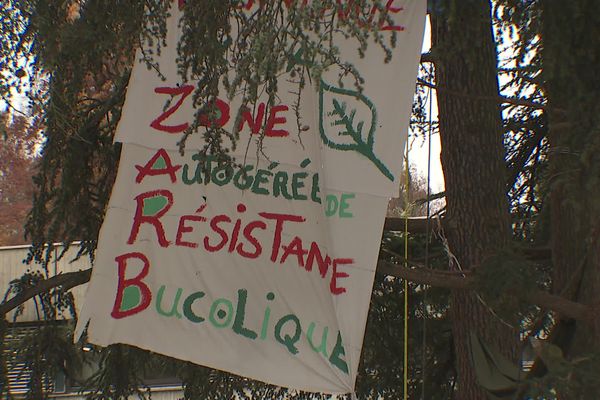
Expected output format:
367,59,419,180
135,148,181,184
111,252,152,319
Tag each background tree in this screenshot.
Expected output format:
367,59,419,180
536,1,600,397
0,114,38,246
430,2,520,398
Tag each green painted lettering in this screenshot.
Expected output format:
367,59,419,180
329,331,349,374
273,171,293,199
181,162,203,184
201,154,216,184
325,195,338,217
291,172,308,200
311,173,321,204
300,158,311,168
306,322,329,357
142,195,169,216
339,193,355,218
233,165,254,190
212,164,234,186
209,298,233,328
232,289,258,339
121,286,142,312
155,285,183,318
274,314,302,355
251,169,272,195
260,292,275,340
152,155,167,170
183,291,205,323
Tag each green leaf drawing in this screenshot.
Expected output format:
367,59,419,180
318,79,394,181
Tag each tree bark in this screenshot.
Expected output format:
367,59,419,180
431,2,519,398
543,2,600,394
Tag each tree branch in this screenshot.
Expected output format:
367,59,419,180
383,215,443,233
0,257,588,325
377,261,592,322
416,78,548,110
420,52,434,63
377,260,471,289
0,268,92,316
507,127,546,188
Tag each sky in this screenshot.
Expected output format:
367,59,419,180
408,16,445,194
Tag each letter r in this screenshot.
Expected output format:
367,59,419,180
128,189,173,247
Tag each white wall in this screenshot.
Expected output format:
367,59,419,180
1,244,185,398
49,387,184,400
0,244,91,322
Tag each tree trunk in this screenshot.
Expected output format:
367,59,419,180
431,1,519,398
543,2,600,397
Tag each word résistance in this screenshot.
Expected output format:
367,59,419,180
128,196,353,295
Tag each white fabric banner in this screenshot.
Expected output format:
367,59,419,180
76,0,425,394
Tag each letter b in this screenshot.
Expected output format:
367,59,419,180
111,252,152,319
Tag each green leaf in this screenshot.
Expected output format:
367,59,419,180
318,79,394,181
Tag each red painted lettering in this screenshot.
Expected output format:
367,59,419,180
336,0,353,20
111,252,152,319
228,203,247,253
238,103,266,135
258,212,305,262
150,85,194,133
198,98,230,128
330,258,352,295
237,220,267,259
305,241,332,278
237,0,254,10
239,0,308,10
357,4,378,27
175,214,206,248
380,0,404,31
265,105,289,137
127,190,173,247
228,218,243,253
280,236,308,267
135,148,181,184
204,214,231,252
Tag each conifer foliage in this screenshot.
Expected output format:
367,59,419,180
0,114,38,246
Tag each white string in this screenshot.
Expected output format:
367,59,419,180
437,222,515,329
